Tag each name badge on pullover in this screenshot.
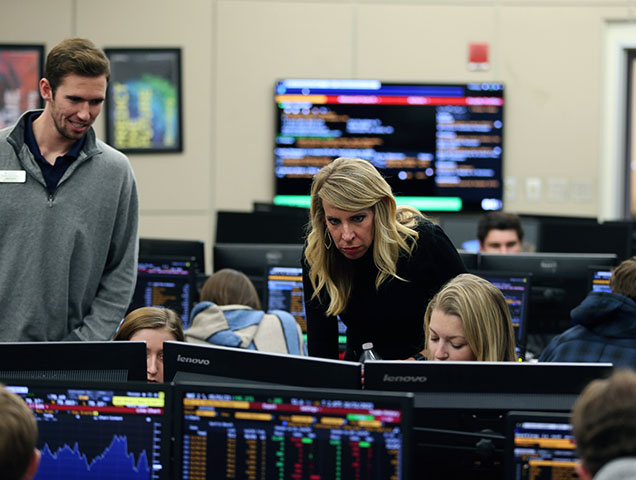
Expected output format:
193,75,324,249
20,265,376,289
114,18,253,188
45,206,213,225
0,170,26,183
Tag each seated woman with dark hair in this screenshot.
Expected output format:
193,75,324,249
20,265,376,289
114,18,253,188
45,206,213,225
114,306,185,382
422,273,517,362
186,268,306,356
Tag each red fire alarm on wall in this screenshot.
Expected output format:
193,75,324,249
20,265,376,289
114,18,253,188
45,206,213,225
468,42,489,71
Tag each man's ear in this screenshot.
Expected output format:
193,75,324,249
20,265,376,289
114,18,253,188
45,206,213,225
575,461,593,480
39,78,53,103
24,448,41,480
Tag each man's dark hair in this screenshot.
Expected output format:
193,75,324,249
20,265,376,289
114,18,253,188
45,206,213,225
610,256,636,301
477,212,524,243
45,37,110,95
572,369,636,476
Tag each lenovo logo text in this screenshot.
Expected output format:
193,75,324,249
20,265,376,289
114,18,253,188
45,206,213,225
176,354,210,366
382,373,427,383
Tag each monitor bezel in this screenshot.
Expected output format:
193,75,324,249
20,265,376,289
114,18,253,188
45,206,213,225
363,360,612,396
163,341,362,389
0,341,147,382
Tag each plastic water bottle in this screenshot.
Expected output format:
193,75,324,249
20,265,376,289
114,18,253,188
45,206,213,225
359,342,382,363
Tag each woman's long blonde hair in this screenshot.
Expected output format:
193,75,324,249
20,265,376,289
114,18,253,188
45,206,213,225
304,157,423,316
423,274,516,361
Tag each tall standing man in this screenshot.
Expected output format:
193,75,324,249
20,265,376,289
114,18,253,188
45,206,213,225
0,38,138,341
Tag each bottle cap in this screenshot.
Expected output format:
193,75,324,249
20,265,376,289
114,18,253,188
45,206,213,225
362,342,374,350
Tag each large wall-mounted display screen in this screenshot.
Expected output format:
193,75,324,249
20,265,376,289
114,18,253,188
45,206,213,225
274,79,504,212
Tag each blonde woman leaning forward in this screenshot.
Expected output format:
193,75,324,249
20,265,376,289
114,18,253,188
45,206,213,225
302,157,466,361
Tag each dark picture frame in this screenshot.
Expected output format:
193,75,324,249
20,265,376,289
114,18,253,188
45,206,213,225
104,48,182,153
0,44,44,129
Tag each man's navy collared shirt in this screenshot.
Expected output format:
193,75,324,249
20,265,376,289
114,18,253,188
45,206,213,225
25,112,86,195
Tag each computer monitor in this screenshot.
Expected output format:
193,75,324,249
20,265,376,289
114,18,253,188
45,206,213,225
128,255,197,328
589,265,613,293
478,252,618,334
173,381,413,480
364,361,612,399
274,79,505,213
139,237,205,273
216,210,309,244
505,411,577,480
163,341,362,389
5,379,172,479
265,265,348,352
538,218,633,261
472,270,532,358
213,243,304,304
0,341,147,382
265,265,307,331
363,361,610,478
458,250,479,269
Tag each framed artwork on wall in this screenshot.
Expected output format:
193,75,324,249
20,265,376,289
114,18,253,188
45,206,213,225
104,48,183,153
0,44,44,129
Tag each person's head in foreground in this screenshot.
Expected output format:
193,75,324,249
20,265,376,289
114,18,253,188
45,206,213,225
199,268,262,309
424,273,516,361
0,385,40,480
477,211,523,254
114,307,185,382
572,369,636,480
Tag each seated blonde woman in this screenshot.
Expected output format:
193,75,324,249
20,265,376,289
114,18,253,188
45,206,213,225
421,273,516,361
186,268,306,356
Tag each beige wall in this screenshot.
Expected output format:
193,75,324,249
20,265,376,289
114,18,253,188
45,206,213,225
1,0,634,271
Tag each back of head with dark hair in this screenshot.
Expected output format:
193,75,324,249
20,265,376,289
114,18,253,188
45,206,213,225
610,256,636,301
199,268,262,310
477,212,524,243
0,386,39,480
45,37,110,94
572,369,636,477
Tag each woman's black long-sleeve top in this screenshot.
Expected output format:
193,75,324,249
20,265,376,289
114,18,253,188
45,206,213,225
302,218,467,361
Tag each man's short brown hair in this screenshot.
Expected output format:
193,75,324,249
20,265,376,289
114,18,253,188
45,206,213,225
477,212,523,243
572,369,636,476
0,386,38,480
610,256,636,301
45,37,110,94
